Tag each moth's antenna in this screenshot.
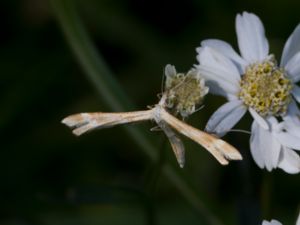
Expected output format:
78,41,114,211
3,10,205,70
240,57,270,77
162,66,194,95
169,76,191,93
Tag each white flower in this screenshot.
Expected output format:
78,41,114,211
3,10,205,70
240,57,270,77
262,212,300,225
195,11,300,173
262,220,282,225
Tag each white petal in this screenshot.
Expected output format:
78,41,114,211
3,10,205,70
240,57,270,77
197,46,241,82
268,118,282,167
201,39,247,72
250,121,265,169
266,116,279,126
249,107,269,130
227,94,239,101
278,147,300,174
282,117,300,138
281,23,300,67
203,79,238,99
284,52,300,82
270,220,283,225
197,66,240,96
203,80,232,99
275,132,300,150
205,100,245,136
264,135,281,170
283,101,300,137
296,212,300,225
212,106,247,136
292,85,300,103
250,121,281,171
262,220,282,225
262,221,270,225
285,100,300,118
235,12,269,63
165,64,177,78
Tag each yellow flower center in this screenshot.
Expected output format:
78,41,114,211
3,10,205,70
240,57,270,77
239,56,293,117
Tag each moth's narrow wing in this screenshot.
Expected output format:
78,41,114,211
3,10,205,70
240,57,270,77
158,121,185,168
62,110,152,136
160,108,242,165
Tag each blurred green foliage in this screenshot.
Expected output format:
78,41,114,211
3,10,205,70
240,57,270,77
0,0,299,225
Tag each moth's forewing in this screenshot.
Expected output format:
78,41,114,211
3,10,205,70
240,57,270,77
62,110,153,136
158,121,185,168
159,108,242,165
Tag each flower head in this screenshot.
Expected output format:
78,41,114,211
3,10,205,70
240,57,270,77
196,12,300,173
164,64,209,118
239,55,292,117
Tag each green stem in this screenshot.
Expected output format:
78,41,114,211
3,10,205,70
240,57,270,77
261,172,272,219
50,1,224,225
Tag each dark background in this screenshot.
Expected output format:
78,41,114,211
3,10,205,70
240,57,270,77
0,0,299,224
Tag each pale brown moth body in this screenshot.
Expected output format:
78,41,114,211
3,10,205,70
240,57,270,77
62,93,242,167
62,65,242,167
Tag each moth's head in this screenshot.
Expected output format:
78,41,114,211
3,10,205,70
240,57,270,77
163,64,209,118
